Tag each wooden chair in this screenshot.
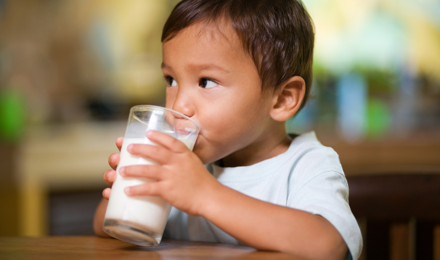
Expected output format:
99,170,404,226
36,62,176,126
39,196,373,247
347,174,440,260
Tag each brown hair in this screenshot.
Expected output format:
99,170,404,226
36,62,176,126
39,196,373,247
162,0,315,111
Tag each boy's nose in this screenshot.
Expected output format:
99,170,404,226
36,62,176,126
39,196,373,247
171,89,195,118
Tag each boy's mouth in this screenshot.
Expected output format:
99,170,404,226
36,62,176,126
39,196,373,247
174,119,200,136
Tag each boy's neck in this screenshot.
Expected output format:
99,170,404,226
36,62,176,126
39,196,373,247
221,123,292,168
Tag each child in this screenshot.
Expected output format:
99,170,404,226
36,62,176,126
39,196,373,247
94,0,363,259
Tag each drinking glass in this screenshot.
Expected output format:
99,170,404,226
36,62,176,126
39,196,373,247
103,105,200,246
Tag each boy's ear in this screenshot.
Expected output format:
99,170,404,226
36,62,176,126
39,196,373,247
269,76,306,122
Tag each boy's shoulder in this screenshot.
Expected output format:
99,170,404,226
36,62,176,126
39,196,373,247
288,132,342,167
286,132,346,181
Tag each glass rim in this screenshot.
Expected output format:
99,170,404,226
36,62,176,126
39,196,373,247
130,105,200,131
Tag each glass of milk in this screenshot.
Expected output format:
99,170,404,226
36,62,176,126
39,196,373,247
103,105,200,246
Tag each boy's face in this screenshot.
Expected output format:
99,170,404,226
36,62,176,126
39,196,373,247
162,21,276,165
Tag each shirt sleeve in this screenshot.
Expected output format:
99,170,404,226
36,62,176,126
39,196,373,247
287,169,363,260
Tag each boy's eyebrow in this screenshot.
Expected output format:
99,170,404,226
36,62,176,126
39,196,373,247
161,62,230,73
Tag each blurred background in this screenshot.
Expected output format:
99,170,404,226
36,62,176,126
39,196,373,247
0,0,439,256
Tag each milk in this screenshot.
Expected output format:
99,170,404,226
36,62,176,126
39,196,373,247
103,135,196,245
104,138,169,244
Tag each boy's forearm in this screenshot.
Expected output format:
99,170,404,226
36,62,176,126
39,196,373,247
93,198,111,237
199,184,347,260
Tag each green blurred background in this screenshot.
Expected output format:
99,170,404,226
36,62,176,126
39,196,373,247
0,0,439,238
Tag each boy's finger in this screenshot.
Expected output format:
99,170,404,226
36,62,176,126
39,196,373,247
146,130,187,153
103,170,116,185
128,143,172,165
125,182,162,197
120,165,163,180
108,153,120,170
116,137,124,151
102,188,111,199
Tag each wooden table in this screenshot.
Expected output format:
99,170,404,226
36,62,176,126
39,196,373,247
0,236,297,260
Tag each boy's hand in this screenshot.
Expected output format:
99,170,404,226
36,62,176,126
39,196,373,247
120,130,219,216
102,137,124,199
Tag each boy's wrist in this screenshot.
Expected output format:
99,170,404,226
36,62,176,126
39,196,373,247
194,180,225,218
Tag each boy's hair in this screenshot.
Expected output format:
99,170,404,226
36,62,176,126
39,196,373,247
162,0,315,111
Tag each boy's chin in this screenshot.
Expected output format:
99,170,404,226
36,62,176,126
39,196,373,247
192,148,217,166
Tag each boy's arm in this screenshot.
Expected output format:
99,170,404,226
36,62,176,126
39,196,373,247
93,171,117,238
122,131,348,260
199,183,348,260
93,198,110,237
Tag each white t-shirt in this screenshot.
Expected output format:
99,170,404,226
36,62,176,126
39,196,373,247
164,132,363,259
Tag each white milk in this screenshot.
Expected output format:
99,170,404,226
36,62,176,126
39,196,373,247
104,134,196,245
104,138,170,242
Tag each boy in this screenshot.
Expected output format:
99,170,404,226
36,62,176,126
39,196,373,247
94,0,363,259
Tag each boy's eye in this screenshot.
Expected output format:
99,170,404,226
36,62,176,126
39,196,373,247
166,76,177,87
199,78,217,89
